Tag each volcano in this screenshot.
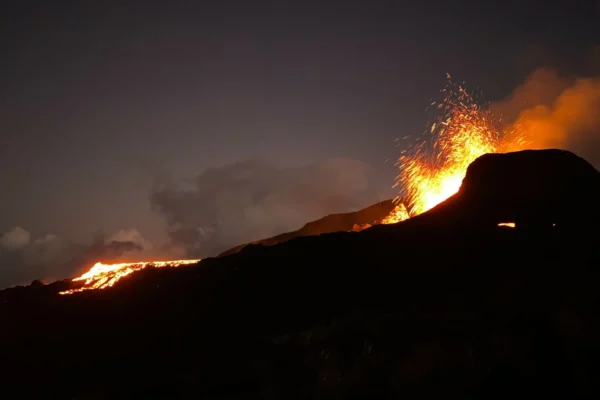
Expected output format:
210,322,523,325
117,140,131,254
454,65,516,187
2,149,600,399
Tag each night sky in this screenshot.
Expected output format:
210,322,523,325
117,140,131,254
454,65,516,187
1,1,599,286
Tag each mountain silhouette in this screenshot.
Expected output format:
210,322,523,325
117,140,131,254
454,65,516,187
1,149,599,399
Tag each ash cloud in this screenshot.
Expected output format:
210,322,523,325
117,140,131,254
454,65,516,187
149,158,381,258
0,227,153,288
493,67,600,166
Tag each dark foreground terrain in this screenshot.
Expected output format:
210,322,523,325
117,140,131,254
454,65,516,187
1,149,600,399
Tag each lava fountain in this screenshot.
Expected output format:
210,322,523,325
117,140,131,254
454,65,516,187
59,259,201,295
381,75,529,224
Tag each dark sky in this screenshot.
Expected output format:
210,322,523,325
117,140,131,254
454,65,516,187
0,0,599,285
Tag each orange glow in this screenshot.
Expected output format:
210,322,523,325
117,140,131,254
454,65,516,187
380,203,410,224
497,222,516,228
381,76,529,224
59,259,200,295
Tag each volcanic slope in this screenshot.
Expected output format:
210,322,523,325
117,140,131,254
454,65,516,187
219,198,396,256
2,149,600,399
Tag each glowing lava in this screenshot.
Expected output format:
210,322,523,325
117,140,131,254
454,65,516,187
59,259,200,295
381,75,528,224
498,222,516,228
381,203,410,225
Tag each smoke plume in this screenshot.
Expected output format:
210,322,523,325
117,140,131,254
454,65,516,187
149,158,381,258
493,67,600,166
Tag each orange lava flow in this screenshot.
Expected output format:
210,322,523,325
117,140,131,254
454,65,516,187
382,76,528,224
59,259,200,295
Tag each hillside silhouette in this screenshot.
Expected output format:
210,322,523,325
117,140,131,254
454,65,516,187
1,149,599,399
219,198,396,256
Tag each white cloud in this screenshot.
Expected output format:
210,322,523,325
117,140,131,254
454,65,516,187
0,227,31,250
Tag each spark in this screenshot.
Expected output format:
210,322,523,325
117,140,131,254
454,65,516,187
497,222,516,228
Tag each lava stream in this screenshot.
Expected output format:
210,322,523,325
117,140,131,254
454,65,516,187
59,259,200,295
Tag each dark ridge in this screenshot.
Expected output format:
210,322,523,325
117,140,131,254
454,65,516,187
219,199,396,256
2,149,600,399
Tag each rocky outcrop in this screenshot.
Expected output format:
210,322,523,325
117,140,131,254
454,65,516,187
461,149,600,227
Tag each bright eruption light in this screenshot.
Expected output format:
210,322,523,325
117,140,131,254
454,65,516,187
381,75,529,224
